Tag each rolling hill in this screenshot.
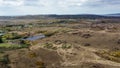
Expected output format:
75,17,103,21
0,14,120,20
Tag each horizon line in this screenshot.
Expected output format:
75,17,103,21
0,13,120,16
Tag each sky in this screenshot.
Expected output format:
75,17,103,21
0,0,120,16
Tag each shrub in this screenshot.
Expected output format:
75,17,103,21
44,43,53,49
117,39,120,44
51,47,57,50
61,44,72,49
43,43,57,50
0,54,10,64
20,40,32,46
54,40,62,45
37,30,47,34
19,44,29,48
110,51,120,58
81,34,92,38
28,52,37,58
35,61,45,68
43,31,57,37
96,50,120,63
1,33,22,42
84,43,91,46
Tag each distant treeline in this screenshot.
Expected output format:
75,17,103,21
0,14,120,20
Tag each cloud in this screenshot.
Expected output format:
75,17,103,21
83,0,120,7
0,0,24,6
0,0,119,7
0,0,88,7
0,0,120,15
58,0,88,7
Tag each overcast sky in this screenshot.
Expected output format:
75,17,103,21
0,0,120,16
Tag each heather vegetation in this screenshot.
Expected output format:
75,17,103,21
0,17,120,68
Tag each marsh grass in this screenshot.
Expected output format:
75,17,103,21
96,50,120,63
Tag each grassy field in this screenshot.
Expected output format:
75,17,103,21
0,43,12,48
0,43,19,48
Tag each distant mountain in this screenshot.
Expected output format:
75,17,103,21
47,14,120,19
105,13,120,17
0,14,120,20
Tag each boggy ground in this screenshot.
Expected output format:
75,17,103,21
3,28,120,68
1,19,120,68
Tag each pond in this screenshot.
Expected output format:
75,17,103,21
23,34,46,41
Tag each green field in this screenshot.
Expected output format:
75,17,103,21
0,43,19,48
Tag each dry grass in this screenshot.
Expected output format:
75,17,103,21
96,50,120,63
35,61,45,68
28,52,37,58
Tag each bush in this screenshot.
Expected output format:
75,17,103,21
43,43,53,49
110,51,120,58
61,44,72,49
81,34,92,38
28,52,37,58
20,40,32,46
0,54,10,64
84,43,91,46
35,61,45,68
1,33,22,42
43,31,57,37
20,44,29,48
96,50,120,63
43,43,57,50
